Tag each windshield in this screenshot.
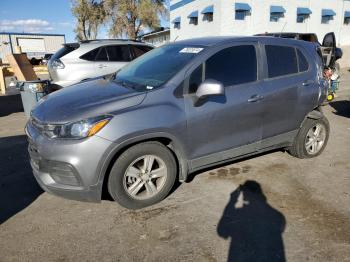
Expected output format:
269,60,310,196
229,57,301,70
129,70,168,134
114,44,205,91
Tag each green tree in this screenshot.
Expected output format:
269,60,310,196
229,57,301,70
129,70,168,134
106,0,168,40
71,0,107,40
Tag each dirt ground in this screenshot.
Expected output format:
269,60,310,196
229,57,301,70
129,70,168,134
1,72,350,262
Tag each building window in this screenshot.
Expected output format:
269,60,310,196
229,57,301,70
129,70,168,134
321,9,336,24
202,5,214,22
321,16,332,24
235,3,251,21
235,10,247,20
270,13,283,22
297,14,308,23
297,8,312,23
203,13,213,22
172,17,181,29
270,6,285,22
188,11,198,25
345,12,350,25
345,17,350,25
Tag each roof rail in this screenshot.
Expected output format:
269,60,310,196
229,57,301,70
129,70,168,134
79,39,143,44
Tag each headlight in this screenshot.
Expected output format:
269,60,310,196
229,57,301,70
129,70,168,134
39,115,112,139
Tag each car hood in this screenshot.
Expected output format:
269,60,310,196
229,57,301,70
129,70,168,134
31,78,146,123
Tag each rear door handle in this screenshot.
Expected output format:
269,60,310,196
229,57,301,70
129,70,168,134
98,64,107,68
302,80,312,86
248,94,264,103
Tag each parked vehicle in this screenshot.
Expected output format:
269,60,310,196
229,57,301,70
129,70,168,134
42,53,53,65
27,36,336,209
47,39,153,88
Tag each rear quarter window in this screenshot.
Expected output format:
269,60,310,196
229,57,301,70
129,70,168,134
297,49,309,72
265,45,298,78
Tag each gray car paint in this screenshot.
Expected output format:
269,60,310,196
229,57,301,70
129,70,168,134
27,36,326,202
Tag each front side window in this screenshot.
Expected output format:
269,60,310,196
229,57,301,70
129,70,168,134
265,45,298,78
206,45,257,86
114,44,204,91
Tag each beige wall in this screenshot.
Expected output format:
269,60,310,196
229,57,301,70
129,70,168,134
339,45,350,69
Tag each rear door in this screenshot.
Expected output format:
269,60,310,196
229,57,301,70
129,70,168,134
320,32,336,67
259,43,317,147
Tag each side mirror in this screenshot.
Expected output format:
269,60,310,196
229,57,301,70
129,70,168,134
195,79,224,100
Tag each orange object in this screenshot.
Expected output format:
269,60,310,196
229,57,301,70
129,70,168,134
88,119,110,137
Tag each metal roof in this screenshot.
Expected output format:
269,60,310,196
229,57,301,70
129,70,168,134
0,32,65,37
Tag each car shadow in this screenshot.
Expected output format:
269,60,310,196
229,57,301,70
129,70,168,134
329,100,350,118
0,135,43,224
217,180,286,262
0,94,24,117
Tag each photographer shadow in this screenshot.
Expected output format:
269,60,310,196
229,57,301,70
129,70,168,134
217,180,286,262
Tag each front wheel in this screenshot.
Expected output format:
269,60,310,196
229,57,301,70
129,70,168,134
289,117,330,159
107,142,177,209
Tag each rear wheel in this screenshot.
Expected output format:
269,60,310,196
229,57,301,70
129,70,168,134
107,142,177,209
289,117,329,159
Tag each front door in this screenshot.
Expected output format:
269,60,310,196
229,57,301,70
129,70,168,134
184,44,263,169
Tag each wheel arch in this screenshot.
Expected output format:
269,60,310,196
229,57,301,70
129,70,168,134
97,133,189,199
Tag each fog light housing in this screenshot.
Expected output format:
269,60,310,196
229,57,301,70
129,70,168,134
41,160,81,186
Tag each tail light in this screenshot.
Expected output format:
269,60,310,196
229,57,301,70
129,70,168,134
51,59,65,69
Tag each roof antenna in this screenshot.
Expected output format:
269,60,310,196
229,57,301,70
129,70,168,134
279,22,287,37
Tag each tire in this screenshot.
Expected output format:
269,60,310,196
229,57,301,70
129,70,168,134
107,142,177,209
289,117,330,159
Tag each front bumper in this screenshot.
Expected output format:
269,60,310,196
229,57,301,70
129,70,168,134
26,120,113,202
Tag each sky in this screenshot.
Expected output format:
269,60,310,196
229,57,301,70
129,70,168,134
0,0,170,42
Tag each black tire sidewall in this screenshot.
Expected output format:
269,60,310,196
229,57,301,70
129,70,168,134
107,142,177,209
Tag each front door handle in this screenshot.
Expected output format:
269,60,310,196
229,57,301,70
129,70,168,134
248,94,264,103
98,64,107,69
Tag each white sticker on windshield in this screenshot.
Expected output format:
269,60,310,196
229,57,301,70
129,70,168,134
179,47,203,54
146,86,154,90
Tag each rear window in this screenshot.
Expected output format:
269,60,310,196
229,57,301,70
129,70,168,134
80,48,99,61
265,45,298,78
51,44,79,60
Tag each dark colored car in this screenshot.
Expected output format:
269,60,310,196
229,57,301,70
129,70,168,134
27,36,334,209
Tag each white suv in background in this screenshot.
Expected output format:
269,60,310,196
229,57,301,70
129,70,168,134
48,40,153,88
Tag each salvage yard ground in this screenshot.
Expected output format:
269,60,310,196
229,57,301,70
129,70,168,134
1,72,350,261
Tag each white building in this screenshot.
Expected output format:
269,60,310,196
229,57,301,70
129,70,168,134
170,0,350,46
0,32,65,63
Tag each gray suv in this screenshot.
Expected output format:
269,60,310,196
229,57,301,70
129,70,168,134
27,36,332,209
48,39,153,88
